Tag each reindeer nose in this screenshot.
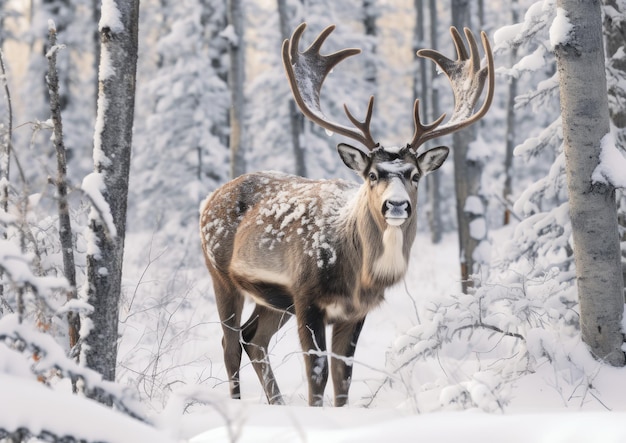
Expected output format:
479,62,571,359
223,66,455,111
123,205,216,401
383,200,411,224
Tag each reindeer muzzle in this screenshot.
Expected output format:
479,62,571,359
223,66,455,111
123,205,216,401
383,200,411,225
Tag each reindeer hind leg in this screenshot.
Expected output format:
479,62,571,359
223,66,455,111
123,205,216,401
241,304,292,405
213,277,245,400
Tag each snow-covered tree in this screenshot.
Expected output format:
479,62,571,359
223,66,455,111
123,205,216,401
554,0,625,366
131,0,229,236
83,0,140,403
448,0,495,292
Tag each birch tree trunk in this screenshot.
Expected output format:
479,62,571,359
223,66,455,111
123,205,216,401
84,0,140,403
555,0,625,366
227,0,246,179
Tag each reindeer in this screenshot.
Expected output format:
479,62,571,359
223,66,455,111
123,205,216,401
200,23,494,406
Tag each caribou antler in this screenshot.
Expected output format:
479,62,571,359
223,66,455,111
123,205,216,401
282,23,378,150
409,27,494,152
282,24,494,154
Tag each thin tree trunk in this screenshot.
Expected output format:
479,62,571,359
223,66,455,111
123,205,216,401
503,0,519,225
362,0,377,85
45,23,80,355
451,0,483,292
0,47,11,314
427,0,443,244
555,0,625,366
415,0,442,243
602,0,626,297
84,0,140,403
227,0,246,179
0,49,11,218
42,0,72,112
277,0,306,177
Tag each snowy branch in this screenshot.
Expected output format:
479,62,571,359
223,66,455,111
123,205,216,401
0,314,148,423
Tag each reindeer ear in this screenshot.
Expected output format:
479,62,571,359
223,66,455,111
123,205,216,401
337,143,370,173
417,146,449,175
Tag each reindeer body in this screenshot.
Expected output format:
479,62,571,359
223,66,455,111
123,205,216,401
200,23,493,406
202,168,416,317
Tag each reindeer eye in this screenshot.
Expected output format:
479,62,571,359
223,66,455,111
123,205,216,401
411,174,420,184
368,172,378,182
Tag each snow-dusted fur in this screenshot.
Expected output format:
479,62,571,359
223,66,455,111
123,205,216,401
200,145,448,406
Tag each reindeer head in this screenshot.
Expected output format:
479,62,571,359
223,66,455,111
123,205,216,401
336,144,447,228
282,23,494,228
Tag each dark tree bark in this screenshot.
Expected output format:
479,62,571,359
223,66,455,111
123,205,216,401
0,45,12,314
277,0,306,177
451,0,484,293
555,0,625,366
84,0,140,404
42,0,72,112
503,0,519,225
415,0,443,243
45,24,79,354
362,0,377,86
227,0,246,178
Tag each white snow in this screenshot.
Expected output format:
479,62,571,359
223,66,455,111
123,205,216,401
549,7,573,49
592,132,626,189
82,171,117,238
4,229,626,442
190,405,626,443
506,46,547,78
0,373,175,443
469,217,487,240
464,195,484,215
493,22,523,49
97,45,116,82
99,0,124,33
219,24,238,46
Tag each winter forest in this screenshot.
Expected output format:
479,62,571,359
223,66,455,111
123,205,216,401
1,0,626,441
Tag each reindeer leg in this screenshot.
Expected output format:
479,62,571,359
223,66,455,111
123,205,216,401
331,317,365,407
296,304,328,406
241,305,292,405
213,278,245,400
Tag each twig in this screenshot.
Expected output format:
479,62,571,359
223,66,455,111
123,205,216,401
0,46,13,315
453,322,525,341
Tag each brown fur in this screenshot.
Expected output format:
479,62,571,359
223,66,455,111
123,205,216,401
200,146,448,406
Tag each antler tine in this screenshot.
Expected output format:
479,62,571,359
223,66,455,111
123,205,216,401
410,99,446,149
450,27,469,61
344,97,377,149
282,23,379,150
409,27,494,153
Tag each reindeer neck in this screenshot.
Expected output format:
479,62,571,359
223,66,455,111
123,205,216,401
338,185,415,290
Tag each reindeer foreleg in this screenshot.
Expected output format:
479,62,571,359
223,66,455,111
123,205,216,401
331,317,365,406
297,304,328,406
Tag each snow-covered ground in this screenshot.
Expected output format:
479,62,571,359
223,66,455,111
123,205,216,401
3,230,626,442
152,230,626,442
